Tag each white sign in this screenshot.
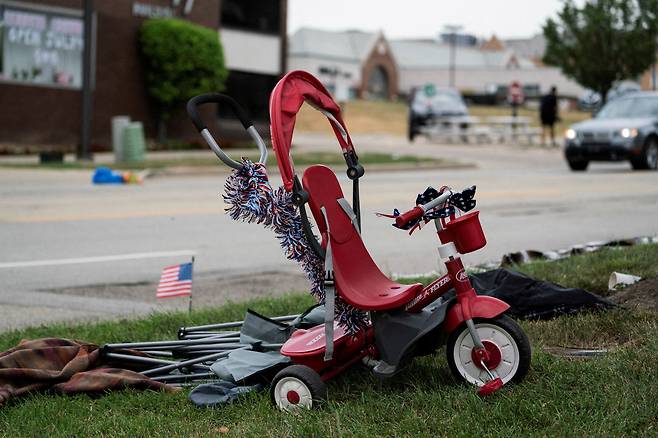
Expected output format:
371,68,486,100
132,0,195,18
132,3,173,18
1,7,84,88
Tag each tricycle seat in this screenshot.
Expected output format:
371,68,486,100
302,165,422,311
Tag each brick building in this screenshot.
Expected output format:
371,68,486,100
288,28,398,100
0,0,287,149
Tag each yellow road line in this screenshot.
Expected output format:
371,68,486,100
4,206,225,223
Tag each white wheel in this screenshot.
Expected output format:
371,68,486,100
273,376,314,410
270,365,327,411
446,315,530,387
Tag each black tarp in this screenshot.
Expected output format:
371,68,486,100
466,268,615,319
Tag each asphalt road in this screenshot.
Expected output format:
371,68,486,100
1,134,657,330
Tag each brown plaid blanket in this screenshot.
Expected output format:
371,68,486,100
0,338,174,406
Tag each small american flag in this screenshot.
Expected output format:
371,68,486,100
157,262,193,298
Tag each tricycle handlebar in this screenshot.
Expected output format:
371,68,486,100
395,190,452,228
395,206,424,228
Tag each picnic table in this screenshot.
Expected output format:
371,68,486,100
483,116,541,143
420,115,542,144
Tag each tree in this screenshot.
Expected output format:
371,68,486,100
543,0,658,103
140,18,228,142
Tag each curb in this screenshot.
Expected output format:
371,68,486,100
146,161,476,178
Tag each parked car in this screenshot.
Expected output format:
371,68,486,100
564,91,658,171
577,81,641,112
607,81,642,102
577,90,602,111
408,85,469,141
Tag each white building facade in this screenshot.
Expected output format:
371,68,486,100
288,28,585,100
390,39,585,97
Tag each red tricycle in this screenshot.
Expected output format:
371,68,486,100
270,173,531,409
187,71,531,411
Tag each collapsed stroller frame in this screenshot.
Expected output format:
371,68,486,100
187,70,531,411
101,314,300,384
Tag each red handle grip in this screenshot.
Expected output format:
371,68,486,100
395,206,424,228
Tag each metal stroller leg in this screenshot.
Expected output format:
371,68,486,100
180,314,299,334
142,348,248,377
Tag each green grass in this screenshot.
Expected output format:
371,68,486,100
295,99,592,138
0,151,447,172
1,246,657,437
402,244,658,296
514,244,658,296
0,294,315,353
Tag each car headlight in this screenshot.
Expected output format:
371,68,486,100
620,128,638,138
565,129,577,140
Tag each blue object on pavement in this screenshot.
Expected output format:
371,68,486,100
92,167,124,184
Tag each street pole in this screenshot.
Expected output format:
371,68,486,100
449,35,455,88
444,25,462,88
78,0,94,161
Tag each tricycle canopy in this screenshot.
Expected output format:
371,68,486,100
269,70,357,191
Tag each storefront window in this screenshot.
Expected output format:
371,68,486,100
220,70,279,120
0,5,83,89
221,0,281,35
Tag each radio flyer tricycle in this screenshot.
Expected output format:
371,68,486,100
187,71,531,411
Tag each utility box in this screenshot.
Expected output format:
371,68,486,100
122,122,146,163
111,116,131,162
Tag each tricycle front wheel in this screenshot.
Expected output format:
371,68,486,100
445,315,530,386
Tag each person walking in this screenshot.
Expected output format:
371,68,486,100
540,86,559,146
508,81,524,118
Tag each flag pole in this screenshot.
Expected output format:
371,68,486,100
188,256,195,315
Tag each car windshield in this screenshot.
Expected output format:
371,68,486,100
415,88,460,102
597,96,658,118
432,92,461,104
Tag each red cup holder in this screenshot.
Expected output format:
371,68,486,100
438,211,486,254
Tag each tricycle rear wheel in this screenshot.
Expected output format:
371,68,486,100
271,364,327,411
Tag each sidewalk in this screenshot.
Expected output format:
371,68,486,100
0,136,481,176
0,133,562,169
0,148,250,165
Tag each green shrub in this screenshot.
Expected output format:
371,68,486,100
139,18,228,141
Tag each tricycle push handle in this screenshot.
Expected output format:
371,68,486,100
422,190,453,211
395,190,452,228
186,93,268,170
